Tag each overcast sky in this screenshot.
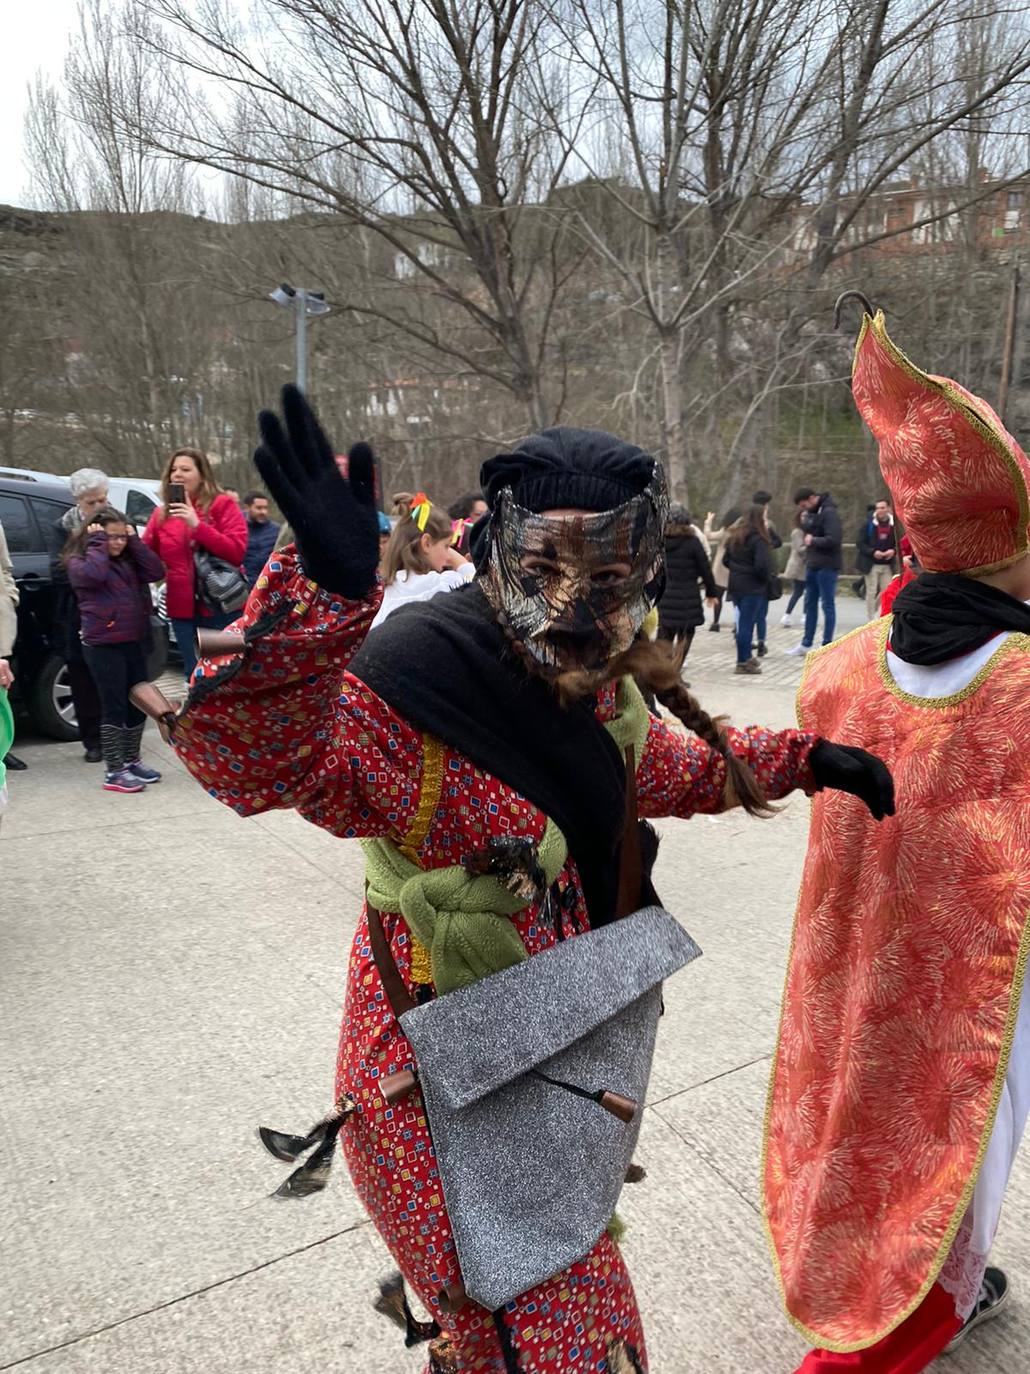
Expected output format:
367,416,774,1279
1,0,79,207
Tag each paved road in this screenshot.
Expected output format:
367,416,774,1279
2,600,1026,1373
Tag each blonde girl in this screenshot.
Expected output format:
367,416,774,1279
370,492,473,628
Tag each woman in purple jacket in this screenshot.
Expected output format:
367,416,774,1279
66,508,166,793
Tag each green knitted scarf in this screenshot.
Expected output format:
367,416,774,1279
361,676,650,995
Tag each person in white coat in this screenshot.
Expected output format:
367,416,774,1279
370,491,473,629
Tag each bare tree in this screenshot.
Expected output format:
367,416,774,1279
122,0,595,433
798,0,1030,282
543,0,855,498
0,236,65,465
15,0,1030,522
546,0,1030,503
23,0,214,469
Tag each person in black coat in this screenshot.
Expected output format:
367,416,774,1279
855,497,898,620
722,504,773,675
786,487,843,655
751,488,782,655
657,507,718,655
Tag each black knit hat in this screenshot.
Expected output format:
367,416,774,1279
481,427,658,513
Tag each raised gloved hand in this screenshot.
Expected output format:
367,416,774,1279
254,385,380,599
808,741,895,821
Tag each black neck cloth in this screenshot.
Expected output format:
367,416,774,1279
890,571,1030,665
349,581,627,927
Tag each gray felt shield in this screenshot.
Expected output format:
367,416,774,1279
399,905,701,1310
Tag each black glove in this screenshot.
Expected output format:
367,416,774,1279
808,740,896,821
253,385,380,599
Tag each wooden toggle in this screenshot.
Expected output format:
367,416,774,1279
598,1091,638,1124
437,1281,469,1315
381,1069,418,1105
195,627,246,659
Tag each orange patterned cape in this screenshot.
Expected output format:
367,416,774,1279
763,618,1030,1351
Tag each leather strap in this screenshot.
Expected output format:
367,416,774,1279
366,747,642,1020
615,746,642,921
366,901,417,1018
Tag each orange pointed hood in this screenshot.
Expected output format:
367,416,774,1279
851,310,1030,575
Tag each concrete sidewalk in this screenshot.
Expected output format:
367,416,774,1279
2,638,1026,1373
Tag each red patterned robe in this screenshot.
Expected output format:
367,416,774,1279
173,549,817,1372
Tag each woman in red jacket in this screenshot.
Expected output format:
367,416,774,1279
143,447,247,679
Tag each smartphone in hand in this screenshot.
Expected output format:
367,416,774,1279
167,482,186,506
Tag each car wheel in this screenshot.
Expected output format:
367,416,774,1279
29,653,81,741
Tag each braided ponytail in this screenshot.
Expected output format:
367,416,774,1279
600,639,775,817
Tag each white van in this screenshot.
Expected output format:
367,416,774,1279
104,478,163,528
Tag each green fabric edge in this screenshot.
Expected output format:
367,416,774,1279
362,673,652,995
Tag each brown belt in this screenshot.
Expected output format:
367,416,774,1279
366,898,416,1018
366,744,640,1026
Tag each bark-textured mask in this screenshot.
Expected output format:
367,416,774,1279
482,471,668,676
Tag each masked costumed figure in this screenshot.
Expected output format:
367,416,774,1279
764,301,1030,1373
168,389,892,1373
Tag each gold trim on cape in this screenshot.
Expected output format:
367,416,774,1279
874,617,1030,709
761,621,1030,1351
764,917,1030,1353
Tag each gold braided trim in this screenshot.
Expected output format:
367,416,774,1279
396,734,445,982
397,734,445,862
874,616,1030,709
408,935,433,985
855,312,1030,577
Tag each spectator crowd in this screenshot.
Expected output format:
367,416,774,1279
0,435,912,816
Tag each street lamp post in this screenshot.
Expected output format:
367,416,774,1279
268,283,331,393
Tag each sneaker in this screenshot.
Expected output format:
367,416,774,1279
756,641,768,658
780,613,794,628
734,660,762,675
84,747,103,763
945,1268,1009,1351
103,769,145,794
125,759,162,784
785,643,812,657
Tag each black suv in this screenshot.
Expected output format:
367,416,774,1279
1,477,167,740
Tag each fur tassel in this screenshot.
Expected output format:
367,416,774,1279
373,1271,440,1348
258,1123,328,1162
428,1334,460,1372
554,637,690,705
270,1130,337,1198
606,1338,646,1373
257,1094,356,1199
